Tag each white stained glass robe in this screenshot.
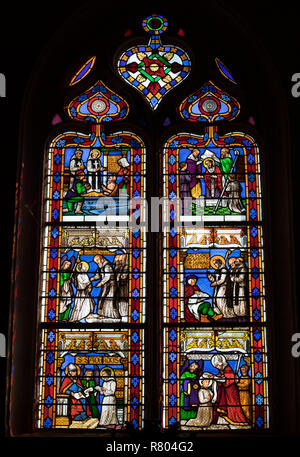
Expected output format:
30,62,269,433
230,264,248,316
69,273,94,322
186,388,214,427
99,378,118,426
212,267,235,318
94,260,120,319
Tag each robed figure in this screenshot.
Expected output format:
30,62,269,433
184,275,201,322
91,255,120,319
59,364,91,422
68,149,85,189
96,368,119,427
179,162,192,198
180,360,204,421
208,256,235,319
58,254,76,321
224,174,245,213
211,355,249,426
185,373,218,428
186,149,202,198
86,149,102,191
114,253,129,318
229,257,249,317
69,261,95,322
81,369,100,419
203,158,223,199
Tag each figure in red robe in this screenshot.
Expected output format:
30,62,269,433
211,354,249,426
203,158,223,199
184,275,200,322
60,363,91,421
117,157,130,194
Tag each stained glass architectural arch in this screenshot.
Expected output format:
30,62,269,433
37,80,146,430
162,81,269,430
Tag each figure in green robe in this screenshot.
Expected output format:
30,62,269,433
220,148,233,182
180,360,203,420
58,256,75,321
64,170,91,214
81,369,100,419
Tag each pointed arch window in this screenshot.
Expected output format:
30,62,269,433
37,80,146,430
9,9,299,437
162,81,268,430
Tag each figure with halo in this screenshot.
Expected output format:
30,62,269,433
69,261,95,322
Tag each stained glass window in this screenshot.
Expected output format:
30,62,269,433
33,13,271,434
162,81,269,430
36,80,146,430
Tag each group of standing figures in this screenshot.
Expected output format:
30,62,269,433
180,354,252,429
63,148,130,214
184,255,249,323
59,252,129,322
179,147,245,213
59,364,120,428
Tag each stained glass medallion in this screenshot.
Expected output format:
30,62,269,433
37,80,145,430
162,82,269,430
117,14,191,110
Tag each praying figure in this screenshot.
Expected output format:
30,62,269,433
117,157,130,194
208,256,235,319
185,372,217,428
58,254,76,321
114,253,129,318
69,261,94,322
180,360,204,421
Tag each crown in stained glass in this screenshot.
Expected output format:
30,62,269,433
179,81,240,123
66,80,129,123
117,14,191,110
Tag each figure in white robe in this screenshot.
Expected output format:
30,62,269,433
69,262,94,322
91,255,120,319
96,369,118,427
208,256,235,318
229,257,248,317
185,373,217,428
